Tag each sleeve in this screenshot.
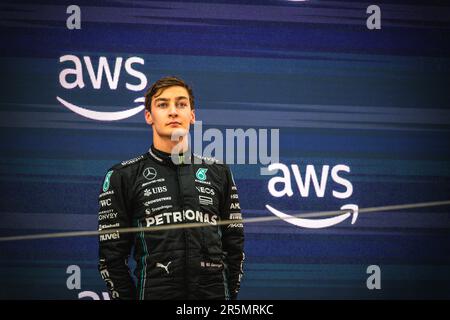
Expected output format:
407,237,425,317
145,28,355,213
97,168,136,300
221,165,245,300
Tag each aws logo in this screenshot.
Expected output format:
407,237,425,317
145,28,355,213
266,163,358,229
57,55,147,121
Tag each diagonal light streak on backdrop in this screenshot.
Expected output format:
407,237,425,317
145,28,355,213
0,200,449,242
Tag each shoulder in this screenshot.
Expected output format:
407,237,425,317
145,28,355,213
192,153,229,171
110,153,147,170
100,153,148,193
192,153,222,165
191,153,233,181
104,153,148,178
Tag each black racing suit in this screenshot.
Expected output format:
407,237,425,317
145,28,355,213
98,145,244,300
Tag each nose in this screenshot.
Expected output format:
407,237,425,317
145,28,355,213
168,103,178,117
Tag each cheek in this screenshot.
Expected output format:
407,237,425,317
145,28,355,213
152,112,164,123
183,110,194,120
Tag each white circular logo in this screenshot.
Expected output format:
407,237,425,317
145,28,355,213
143,167,157,181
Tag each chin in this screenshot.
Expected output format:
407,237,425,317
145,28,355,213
170,127,188,139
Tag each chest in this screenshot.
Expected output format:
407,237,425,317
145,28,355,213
130,165,223,219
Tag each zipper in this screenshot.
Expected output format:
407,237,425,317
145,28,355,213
175,164,190,297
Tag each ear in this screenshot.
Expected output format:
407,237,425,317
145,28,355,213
145,110,153,125
190,109,196,124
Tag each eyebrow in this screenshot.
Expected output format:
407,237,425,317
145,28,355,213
154,96,189,103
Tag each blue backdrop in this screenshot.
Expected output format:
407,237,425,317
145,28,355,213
0,0,449,299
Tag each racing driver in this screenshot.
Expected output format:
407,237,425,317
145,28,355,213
97,76,244,300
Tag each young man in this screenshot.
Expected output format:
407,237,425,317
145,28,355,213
97,76,244,300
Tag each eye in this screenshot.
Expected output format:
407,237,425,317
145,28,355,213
177,102,188,108
157,103,168,108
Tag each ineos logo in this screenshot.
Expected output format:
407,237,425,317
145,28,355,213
143,167,157,181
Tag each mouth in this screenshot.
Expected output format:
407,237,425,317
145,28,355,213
167,121,181,126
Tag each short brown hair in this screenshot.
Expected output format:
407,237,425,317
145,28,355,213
144,76,195,112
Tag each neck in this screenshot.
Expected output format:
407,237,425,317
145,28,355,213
153,134,189,154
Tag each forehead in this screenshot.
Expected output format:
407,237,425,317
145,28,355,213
153,86,189,100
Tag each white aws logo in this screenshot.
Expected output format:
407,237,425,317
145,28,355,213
57,55,147,121
266,163,359,229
